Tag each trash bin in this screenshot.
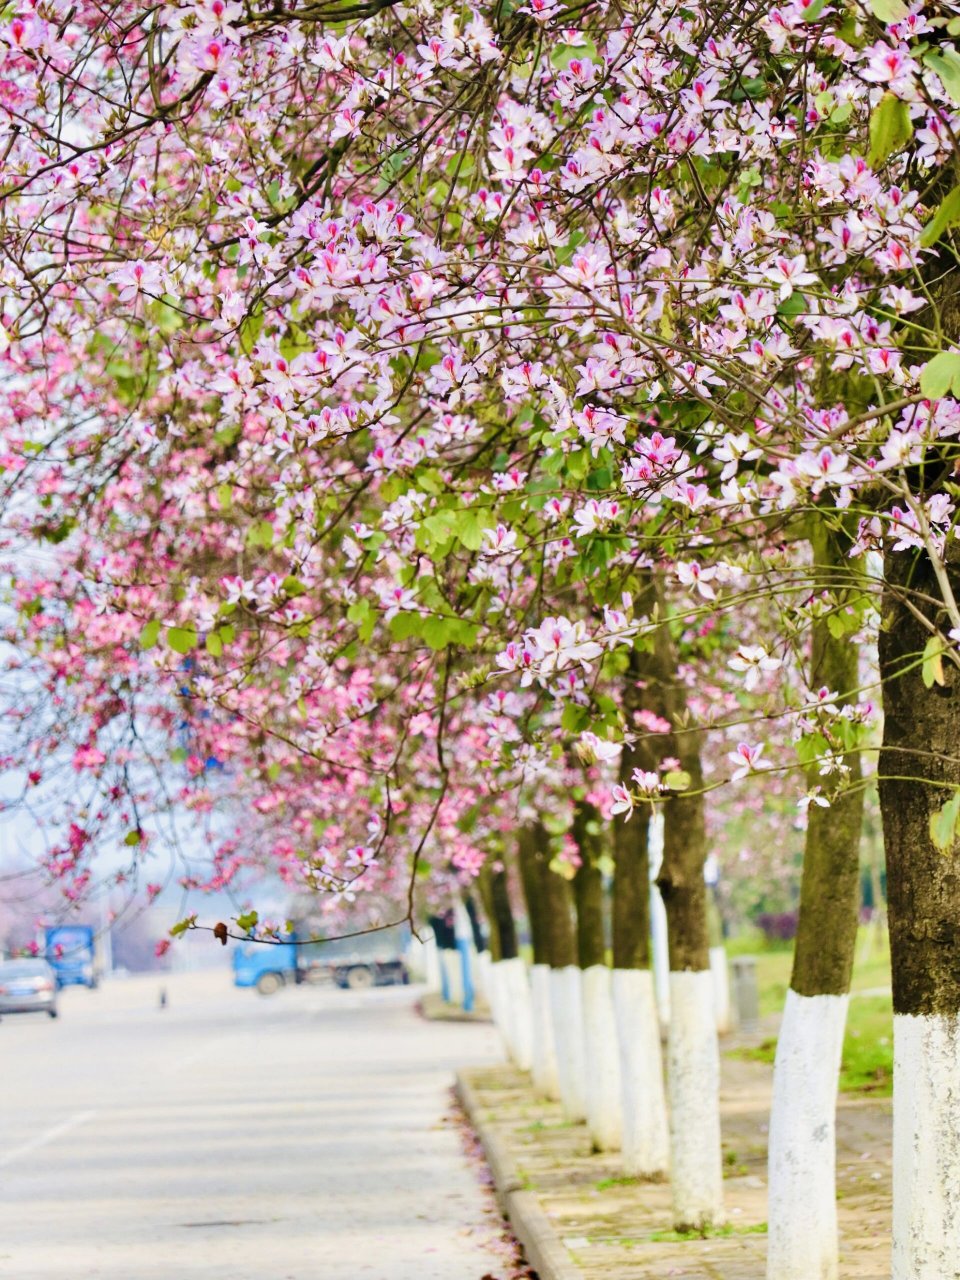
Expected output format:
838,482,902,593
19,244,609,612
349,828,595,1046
731,956,759,1030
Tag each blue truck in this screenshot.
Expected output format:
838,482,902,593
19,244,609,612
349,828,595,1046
232,938,301,995
232,925,410,995
44,925,98,989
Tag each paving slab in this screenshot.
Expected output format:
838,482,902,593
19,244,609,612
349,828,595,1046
460,1038,892,1279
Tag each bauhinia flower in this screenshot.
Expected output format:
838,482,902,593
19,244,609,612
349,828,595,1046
610,784,635,818
727,742,769,781
677,560,718,599
523,615,604,678
728,645,782,691
576,731,621,765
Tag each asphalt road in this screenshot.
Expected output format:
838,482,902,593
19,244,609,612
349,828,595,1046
0,970,507,1280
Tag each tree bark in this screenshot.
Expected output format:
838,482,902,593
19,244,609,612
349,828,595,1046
768,518,865,1280
476,865,501,962
791,521,864,998
530,821,586,1120
647,574,723,1229
573,800,606,969
879,541,960,1279
489,864,518,961
613,647,654,971
517,825,547,965
573,798,621,1150
519,821,578,969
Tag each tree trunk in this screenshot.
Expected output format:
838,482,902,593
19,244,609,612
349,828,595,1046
572,800,620,1148
483,860,527,1067
613,648,669,1178
476,865,501,962
538,829,586,1121
768,519,865,1280
879,541,960,1279
573,802,606,969
613,648,653,971
518,824,560,1099
648,575,723,1230
490,865,518,961
518,825,547,964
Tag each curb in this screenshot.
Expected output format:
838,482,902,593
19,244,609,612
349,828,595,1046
455,1071,585,1280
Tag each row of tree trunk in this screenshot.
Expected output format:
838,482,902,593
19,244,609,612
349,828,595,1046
479,538,960,1276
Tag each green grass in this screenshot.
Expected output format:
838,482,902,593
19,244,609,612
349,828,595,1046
729,927,893,1095
595,1174,643,1192
647,1222,767,1242
839,996,892,1094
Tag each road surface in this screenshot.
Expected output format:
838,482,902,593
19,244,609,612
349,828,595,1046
0,970,508,1280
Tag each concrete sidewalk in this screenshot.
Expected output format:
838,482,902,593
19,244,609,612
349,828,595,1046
459,1049,892,1280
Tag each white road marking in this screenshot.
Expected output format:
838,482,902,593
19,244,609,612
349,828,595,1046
0,1110,97,1169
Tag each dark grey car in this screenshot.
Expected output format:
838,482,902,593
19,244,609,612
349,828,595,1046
0,958,59,1017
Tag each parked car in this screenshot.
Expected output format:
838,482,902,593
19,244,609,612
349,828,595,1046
0,958,59,1017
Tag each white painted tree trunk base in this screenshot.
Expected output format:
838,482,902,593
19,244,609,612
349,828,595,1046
549,965,587,1122
582,965,622,1151
709,945,732,1034
648,813,671,1027
613,968,669,1179
441,948,464,1006
475,949,493,1003
893,1011,960,1280
767,989,848,1280
667,970,724,1230
530,963,561,1099
501,955,533,1072
490,959,515,1060
423,935,442,991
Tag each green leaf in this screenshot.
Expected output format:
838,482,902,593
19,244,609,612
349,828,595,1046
662,769,692,792
868,92,913,167
139,619,161,650
801,0,829,21
921,186,960,249
555,229,587,265
347,598,376,643
246,519,274,549
167,626,198,655
869,0,909,20
169,914,197,938
922,635,946,689
123,829,142,847
236,910,259,933
796,732,828,768
205,631,223,658
421,510,457,548
456,508,493,552
925,49,960,105
238,308,264,354
388,612,423,641
919,351,960,398
560,704,590,734
422,616,457,650
777,292,807,319
826,607,862,639
281,575,307,598
929,792,960,854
